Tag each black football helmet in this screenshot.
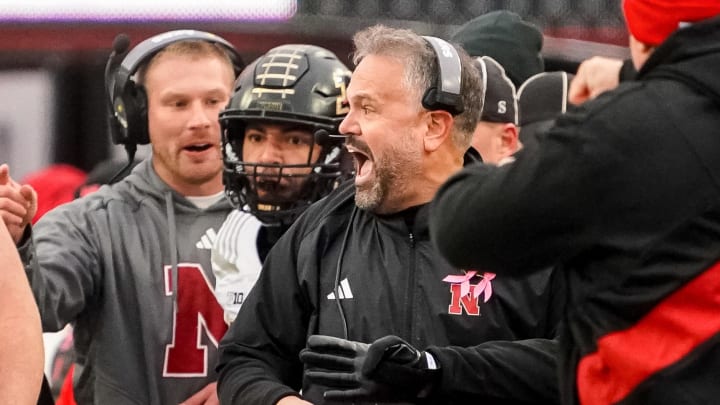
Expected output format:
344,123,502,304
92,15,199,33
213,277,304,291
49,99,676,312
220,44,352,226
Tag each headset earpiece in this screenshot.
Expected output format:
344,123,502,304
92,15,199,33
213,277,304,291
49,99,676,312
106,29,244,147
421,36,464,116
130,85,149,145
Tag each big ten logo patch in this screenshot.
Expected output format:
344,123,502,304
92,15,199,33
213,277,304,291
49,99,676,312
443,270,496,316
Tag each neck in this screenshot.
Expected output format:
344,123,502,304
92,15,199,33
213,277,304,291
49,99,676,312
380,152,463,214
423,149,464,192
152,162,224,197
174,178,224,197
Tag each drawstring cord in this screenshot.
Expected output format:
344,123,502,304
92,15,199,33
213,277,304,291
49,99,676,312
165,192,179,310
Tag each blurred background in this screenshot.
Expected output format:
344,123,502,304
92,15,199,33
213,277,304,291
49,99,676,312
0,0,630,179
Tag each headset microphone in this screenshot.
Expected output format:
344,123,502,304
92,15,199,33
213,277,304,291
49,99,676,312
105,33,130,128
105,33,130,102
111,33,131,60
313,129,331,144
104,33,136,184
314,129,349,142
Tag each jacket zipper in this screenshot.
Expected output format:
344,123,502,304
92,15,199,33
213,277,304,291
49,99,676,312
405,231,416,341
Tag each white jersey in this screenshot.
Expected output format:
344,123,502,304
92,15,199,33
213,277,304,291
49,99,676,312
212,209,264,324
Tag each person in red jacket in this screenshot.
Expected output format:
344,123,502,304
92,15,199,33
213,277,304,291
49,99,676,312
431,1,720,404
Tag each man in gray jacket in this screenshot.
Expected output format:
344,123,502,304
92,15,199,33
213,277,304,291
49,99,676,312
0,30,240,404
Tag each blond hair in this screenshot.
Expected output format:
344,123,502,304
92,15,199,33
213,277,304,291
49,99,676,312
136,40,236,86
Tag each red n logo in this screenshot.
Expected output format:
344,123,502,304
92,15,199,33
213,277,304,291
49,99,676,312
448,284,480,316
163,263,228,377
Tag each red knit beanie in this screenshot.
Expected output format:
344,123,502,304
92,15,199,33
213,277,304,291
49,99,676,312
623,0,720,45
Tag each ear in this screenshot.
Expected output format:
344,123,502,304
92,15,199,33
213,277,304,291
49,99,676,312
499,123,520,156
423,110,454,152
629,34,657,70
639,41,655,53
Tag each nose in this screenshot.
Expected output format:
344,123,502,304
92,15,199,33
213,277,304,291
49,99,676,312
256,139,283,165
188,101,212,129
338,109,360,137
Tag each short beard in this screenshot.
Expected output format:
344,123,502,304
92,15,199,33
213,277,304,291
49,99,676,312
354,171,386,212
354,131,421,214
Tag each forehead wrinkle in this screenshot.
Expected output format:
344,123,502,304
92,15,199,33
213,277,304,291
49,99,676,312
348,89,376,104
348,82,401,108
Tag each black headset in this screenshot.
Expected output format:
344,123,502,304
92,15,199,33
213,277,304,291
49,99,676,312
421,36,464,116
105,30,244,147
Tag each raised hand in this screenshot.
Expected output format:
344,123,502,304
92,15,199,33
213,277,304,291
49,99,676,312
568,56,624,105
0,164,37,243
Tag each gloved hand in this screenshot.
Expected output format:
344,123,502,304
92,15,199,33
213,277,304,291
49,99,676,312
299,335,440,402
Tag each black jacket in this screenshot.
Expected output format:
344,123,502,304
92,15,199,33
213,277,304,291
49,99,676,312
431,16,720,405
217,180,563,405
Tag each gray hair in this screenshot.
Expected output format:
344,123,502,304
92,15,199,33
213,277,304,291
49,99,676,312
352,24,484,150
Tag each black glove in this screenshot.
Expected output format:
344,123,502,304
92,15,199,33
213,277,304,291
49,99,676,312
299,334,440,402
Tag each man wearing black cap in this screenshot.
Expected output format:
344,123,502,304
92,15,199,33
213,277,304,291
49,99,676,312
432,0,720,403
451,10,544,87
470,56,520,164
516,70,574,151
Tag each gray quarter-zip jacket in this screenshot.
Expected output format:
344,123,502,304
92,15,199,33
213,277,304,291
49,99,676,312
19,159,232,404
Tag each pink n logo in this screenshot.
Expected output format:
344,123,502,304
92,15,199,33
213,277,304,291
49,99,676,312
444,271,496,316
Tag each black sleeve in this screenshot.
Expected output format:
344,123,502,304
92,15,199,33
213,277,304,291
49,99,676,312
429,103,619,276
618,58,637,82
216,224,312,405
426,339,559,404
421,268,565,404
431,78,719,283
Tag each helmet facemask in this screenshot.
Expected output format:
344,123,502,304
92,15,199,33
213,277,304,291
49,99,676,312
222,118,346,227
220,44,352,227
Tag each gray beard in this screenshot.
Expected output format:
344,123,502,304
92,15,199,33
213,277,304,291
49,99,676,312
354,143,420,214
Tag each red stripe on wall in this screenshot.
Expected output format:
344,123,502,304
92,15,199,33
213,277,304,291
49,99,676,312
576,261,720,405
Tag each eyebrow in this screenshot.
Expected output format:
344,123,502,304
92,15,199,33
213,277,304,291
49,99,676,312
246,124,314,134
348,91,377,105
159,87,229,99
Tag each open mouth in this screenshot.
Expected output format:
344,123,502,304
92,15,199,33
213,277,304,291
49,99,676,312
255,180,297,203
256,180,281,192
347,145,373,181
184,144,212,152
351,150,368,167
